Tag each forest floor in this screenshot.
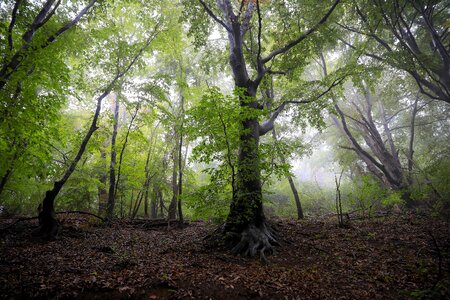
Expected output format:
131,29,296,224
0,213,449,299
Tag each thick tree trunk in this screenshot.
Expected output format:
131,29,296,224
106,95,119,221
222,88,277,261
201,0,340,260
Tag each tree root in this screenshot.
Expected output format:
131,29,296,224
208,221,278,265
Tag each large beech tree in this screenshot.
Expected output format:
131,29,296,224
188,0,342,259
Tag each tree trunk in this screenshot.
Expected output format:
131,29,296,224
106,95,119,221
272,128,304,219
150,186,158,219
114,103,140,204
128,190,134,218
142,123,159,218
407,94,419,185
177,96,185,223
222,87,277,261
0,168,12,198
159,191,165,218
98,148,107,215
200,0,340,260
35,88,108,239
168,145,178,220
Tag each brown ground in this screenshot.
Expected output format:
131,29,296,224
0,214,449,299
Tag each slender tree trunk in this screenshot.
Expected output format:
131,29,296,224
106,95,119,221
407,94,419,184
132,189,144,219
0,169,12,198
98,148,107,215
168,144,178,220
0,145,21,197
114,103,140,202
35,87,109,238
159,191,165,218
142,123,159,218
177,96,185,223
272,127,304,219
128,190,134,218
150,186,158,219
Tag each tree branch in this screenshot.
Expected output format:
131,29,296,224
261,0,341,64
198,0,231,32
7,0,22,51
241,0,255,36
46,0,97,44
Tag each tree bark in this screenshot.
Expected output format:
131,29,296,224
168,143,178,220
143,122,159,218
407,94,419,184
150,186,159,219
177,96,185,223
98,148,107,215
0,168,13,198
106,94,119,221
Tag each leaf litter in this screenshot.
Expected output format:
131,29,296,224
0,214,449,299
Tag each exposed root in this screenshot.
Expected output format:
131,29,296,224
229,222,279,265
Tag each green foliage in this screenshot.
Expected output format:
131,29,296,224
342,175,386,213
184,184,230,222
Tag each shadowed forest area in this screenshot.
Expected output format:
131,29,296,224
0,0,449,299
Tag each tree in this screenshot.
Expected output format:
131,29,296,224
34,12,162,238
0,0,97,90
0,0,97,199
187,0,342,258
339,0,450,104
106,94,120,221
